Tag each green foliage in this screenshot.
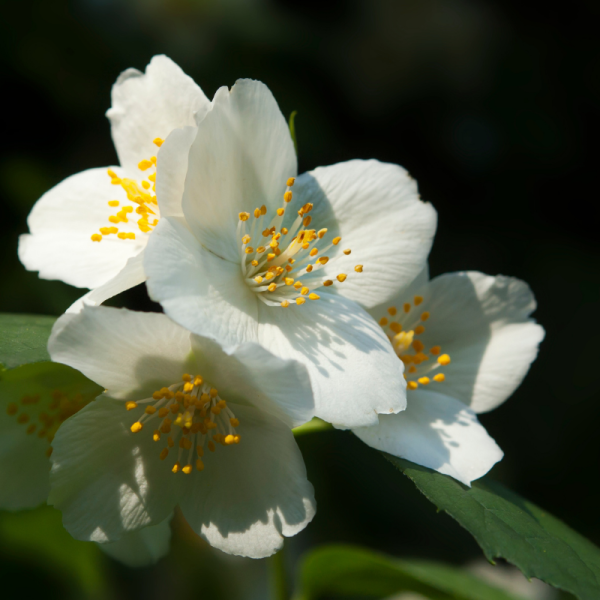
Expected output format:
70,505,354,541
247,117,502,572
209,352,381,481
386,455,600,600
293,544,527,600
289,110,298,155
0,313,56,370
0,506,107,597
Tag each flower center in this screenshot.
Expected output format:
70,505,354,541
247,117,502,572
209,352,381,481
128,374,241,475
90,138,164,243
6,390,91,457
379,296,451,390
237,178,363,307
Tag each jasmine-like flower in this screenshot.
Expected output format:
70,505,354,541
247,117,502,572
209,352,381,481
47,306,316,558
144,78,437,428
18,55,210,312
352,270,545,485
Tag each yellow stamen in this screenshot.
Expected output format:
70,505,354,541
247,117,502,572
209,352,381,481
433,373,445,382
337,274,347,282
438,354,451,366
354,265,363,272
130,422,143,433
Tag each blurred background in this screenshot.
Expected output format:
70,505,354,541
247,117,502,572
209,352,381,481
0,0,598,598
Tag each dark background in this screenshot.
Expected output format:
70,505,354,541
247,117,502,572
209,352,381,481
0,0,598,598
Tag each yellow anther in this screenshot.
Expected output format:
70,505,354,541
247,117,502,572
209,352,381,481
412,340,425,352
267,253,276,261
438,354,451,366
194,376,203,386
296,297,306,305
343,249,352,255
251,260,259,266
159,448,169,460
242,234,251,244
170,403,180,414
259,204,266,215
418,377,430,385
269,240,279,249
182,374,192,382
317,228,328,239
337,274,347,282
354,265,363,272
306,264,313,272
196,446,204,457
148,173,156,182
233,435,241,444
256,246,266,254
182,464,193,475
332,237,341,245
172,462,181,473
208,441,216,453
388,307,397,316
302,243,310,250
403,303,411,313
91,233,102,242
414,352,429,363
130,422,143,433
107,169,118,179
230,418,240,427
253,277,263,285
145,405,157,415
153,430,161,442
301,287,309,295
281,227,289,234
317,256,329,265
211,406,221,416
138,159,153,171
245,247,255,254
239,212,250,221
407,381,419,390
108,216,119,224
390,322,402,334
210,388,218,397
379,317,388,326
281,300,290,307
167,436,174,447
254,208,261,218
158,407,169,418
283,277,294,286
183,382,194,392
409,366,417,373
414,296,423,306
201,393,210,403
309,248,318,257
17,413,29,424
196,459,205,471
421,312,430,321
108,200,120,207
415,325,425,335
150,156,157,164
277,208,285,216
268,283,277,292
309,293,320,300
27,424,37,435
286,177,296,187
293,281,303,290
430,346,441,355
224,434,235,445
433,373,446,382
303,216,312,227
153,138,164,147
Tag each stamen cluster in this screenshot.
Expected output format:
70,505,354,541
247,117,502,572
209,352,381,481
90,138,164,243
238,178,363,307
6,390,90,457
379,297,451,390
128,373,241,475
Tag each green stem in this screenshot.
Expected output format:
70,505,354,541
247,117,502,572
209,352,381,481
269,545,289,600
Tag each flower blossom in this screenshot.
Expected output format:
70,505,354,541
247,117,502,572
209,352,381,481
0,362,172,567
18,56,210,312
143,78,437,428
47,306,316,558
352,270,545,486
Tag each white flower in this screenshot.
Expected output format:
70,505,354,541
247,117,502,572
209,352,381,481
352,270,545,486
0,362,172,566
47,306,316,559
18,55,210,312
143,78,437,428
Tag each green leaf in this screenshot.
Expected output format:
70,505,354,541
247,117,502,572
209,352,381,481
293,417,333,437
0,313,56,370
0,505,107,596
386,455,600,600
289,110,298,155
293,544,527,600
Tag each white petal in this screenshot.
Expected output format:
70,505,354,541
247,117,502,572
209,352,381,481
99,515,172,567
18,168,146,289
49,306,194,399
49,398,188,541
67,251,146,314
107,55,210,175
189,336,314,428
145,217,259,344
0,407,50,510
257,293,407,428
181,80,297,263
353,389,503,486
293,160,437,308
156,126,197,219
397,272,544,413
179,404,315,558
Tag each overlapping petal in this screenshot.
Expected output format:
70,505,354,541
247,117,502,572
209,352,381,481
179,404,315,558
292,160,437,309
108,55,210,176
181,79,298,263
353,389,503,486
18,167,145,289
